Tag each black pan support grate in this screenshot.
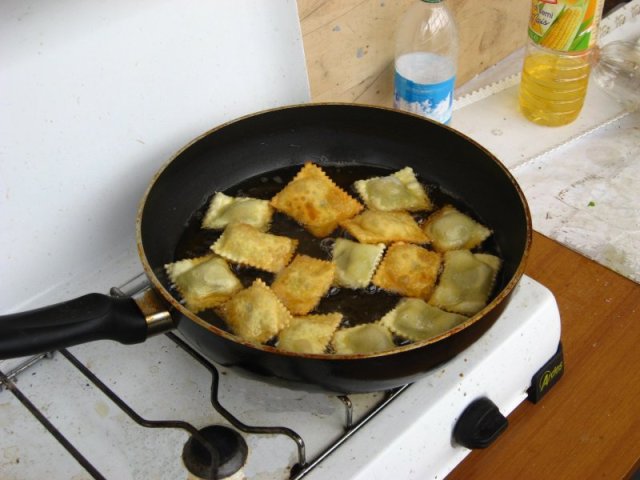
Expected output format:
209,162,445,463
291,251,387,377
0,274,409,480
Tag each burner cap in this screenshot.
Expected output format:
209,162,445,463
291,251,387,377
182,425,248,480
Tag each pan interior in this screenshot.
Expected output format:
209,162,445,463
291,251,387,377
139,105,530,349
171,163,505,344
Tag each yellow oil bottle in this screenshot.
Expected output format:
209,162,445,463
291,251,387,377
519,0,604,127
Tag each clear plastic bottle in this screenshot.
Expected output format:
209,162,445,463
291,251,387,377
393,0,458,125
519,0,605,127
592,39,640,112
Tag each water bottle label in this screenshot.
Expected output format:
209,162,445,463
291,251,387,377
528,0,603,52
394,71,455,124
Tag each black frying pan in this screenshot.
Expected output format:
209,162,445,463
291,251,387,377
0,104,531,393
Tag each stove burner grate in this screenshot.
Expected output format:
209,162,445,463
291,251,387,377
0,273,411,480
0,364,108,480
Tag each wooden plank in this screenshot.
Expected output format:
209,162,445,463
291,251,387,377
298,0,530,107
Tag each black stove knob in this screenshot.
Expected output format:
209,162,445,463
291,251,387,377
453,397,508,449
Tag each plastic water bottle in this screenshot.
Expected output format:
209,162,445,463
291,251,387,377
519,0,605,126
393,0,458,125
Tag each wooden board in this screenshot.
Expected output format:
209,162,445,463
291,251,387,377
298,0,530,107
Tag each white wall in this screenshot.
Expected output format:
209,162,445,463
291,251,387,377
0,0,310,311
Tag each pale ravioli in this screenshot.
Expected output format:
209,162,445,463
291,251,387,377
354,167,432,212
270,163,363,237
340,210,429,245
167,164,506,355
221,279,292,343
271,255,336,315
332,323,395,354
202,192,273,231
429,250,501,315
422,205,491,252
372,243,442,299
165,254,242,312
380,298,468,342
332,238,385,289
276,313,343,354
212,223,297,273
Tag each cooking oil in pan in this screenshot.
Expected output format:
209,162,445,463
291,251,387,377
173,164,501,344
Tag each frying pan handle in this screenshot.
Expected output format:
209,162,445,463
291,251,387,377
0,293,167,360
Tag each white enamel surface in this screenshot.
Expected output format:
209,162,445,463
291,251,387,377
307,276,561,480
0,0,310,312
0,276,560,479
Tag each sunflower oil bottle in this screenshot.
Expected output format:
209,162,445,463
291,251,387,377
519,0,605,126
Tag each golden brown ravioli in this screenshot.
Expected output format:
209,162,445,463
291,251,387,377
211,223,297,273
276,313,343,354
380,298,467,342
201,192,273,231
354,167,432,212
221,279,292,344
165,254,242,312
422,205,491,252
332,238,385,289
332,323,395,355
340,210,429,245
270,163,363,237
372,243,442,299
271,255,336,315
428,250,501,315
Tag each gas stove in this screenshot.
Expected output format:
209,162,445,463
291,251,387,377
0,273,561,480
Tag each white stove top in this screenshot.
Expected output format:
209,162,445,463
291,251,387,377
0,275,561,480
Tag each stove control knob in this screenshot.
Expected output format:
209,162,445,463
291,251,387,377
453,397,508,449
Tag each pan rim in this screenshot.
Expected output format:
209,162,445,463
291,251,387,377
135,102,532,361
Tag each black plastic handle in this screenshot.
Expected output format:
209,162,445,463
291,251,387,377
453,397,508,449
0,293,149,360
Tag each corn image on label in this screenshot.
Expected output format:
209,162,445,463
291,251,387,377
528,0,602,52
